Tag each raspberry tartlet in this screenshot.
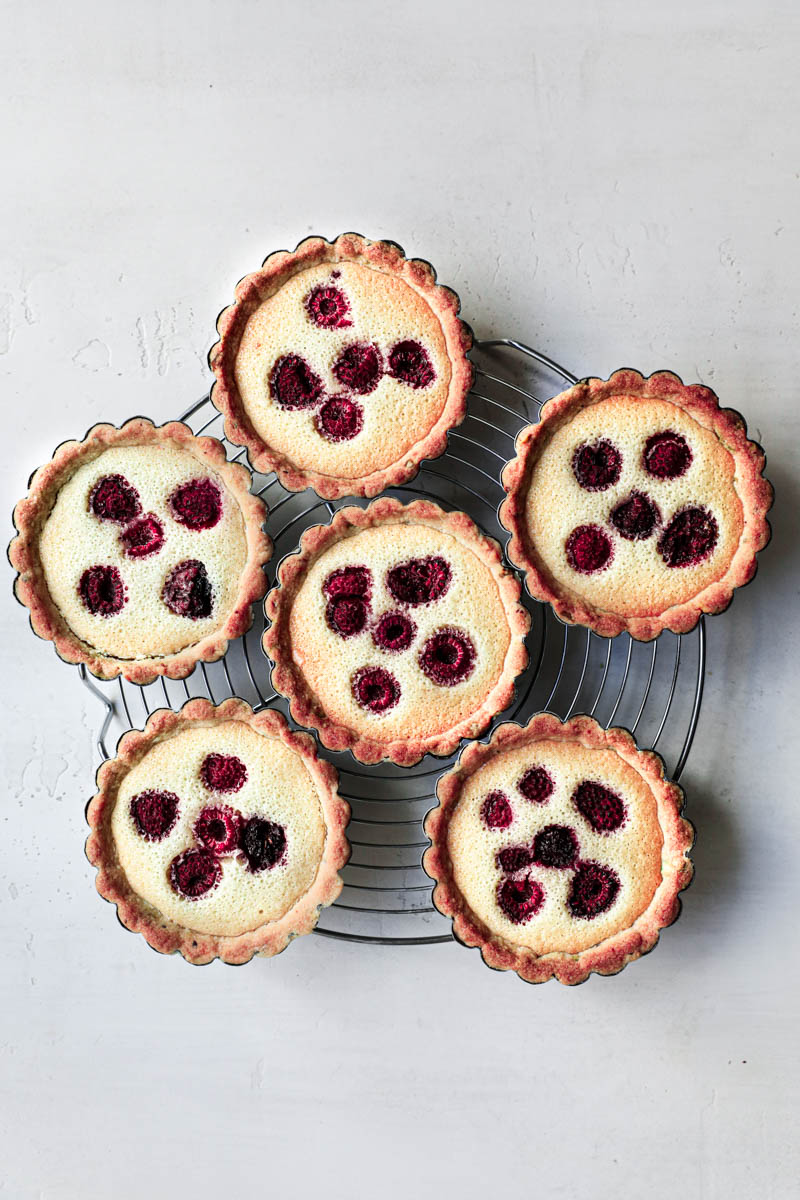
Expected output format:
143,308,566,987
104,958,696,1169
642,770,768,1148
263,498,530,766
424,713,693,984
10,418,271,683
209,233,473,498
86,699,350,964
500,370,772,639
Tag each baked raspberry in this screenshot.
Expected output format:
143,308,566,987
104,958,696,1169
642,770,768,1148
239,816,287,872
89,473,141,524
386,556,451,605
332,342,383,395
372,610,415,653
316,395,364,442
568,861,620,919
532,824,579,869
169,848,222,899
162,559,213,619
168,478,222,530
644,431,693,479
573,780,627,832
497,875,545,924
119,513,165,558
572,440,622,491
194,805,241,855
481,791,513,830
497,844,536,874
327,596,368,637
518,766,554,804
130,789,179,841
658,506,718,568
78,565,126,616
304,283,352,329
323,565,372,601
200,753,248,794
387,340,436,389
352,666,401,714
609,491,660,541
566,524,614,574
269,354,323,409
419,629,476,686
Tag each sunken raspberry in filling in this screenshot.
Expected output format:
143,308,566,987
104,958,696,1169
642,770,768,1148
323,565,372,601
327,596,368,638
497,844,536,874
658,506,718,568
497,875,545,924
373,610,415,653
169,848,222,899
89,473,141,523
270,354,323,409
386,555,451,605
304,283,352,329
130,789,179,841
201,752,248,794
119,513,165,558
572,439,622,491
316,395,364,442
79,564,127,616
644,431,692,479
573,780,627,832
609,491,660,541
387,340,436,389
162,559,213,619
239,816,287,872
419,629,476,686
332,342,383,395
481,790,514,830
518,765,554,804
565,524,614,574
568,861,620,919
168,478,223,531
532,824,579,869
352,666,401,714
194,805,241,855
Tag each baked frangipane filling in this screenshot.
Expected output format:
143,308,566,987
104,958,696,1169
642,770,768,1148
209,234,473,498
86,701,349,964
10,419,270,682
264,499,530,766
424,714,693,985
500,370,772,640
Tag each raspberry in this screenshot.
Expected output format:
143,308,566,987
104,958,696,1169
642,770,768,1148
481,791,514,830
326,596,368,637
119,513,165,558
372,610,415,653
352,666,401,714
518,766,554,804
89,474,141,524
316,395,364,442
323,565,372,601
497,844,536,874
304,283,352,329
572,440,622,491
162,559,213,619
200,753,247,794
657,506,718,568
497,876,545,924
609,491,660,541
169,478,222,531
194,805,241,855
573,780,627,832
239,817,287,872
269,354,323,409
386,556,451,605
644,431,692,479
532,824,579,869
169,848,222,899
419,629,476,686
332,342,383,395
78,565,126,616
387,340,436,388
565,524,614,574
568,861,620,919
130,790,179,841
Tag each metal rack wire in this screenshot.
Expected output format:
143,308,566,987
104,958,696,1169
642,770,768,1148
80,340,705,945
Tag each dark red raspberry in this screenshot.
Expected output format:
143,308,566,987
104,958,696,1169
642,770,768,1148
419,629,476,686
119,513,165,558
565,524,614,574
323,565,372,601
169,478,223,530
194,805,241,855
572,440,622,491
269,354,323,409
497,844,536,874
481,791,513,830
304,283,352,329
89,474,141,523
386,556,451,605
130,790,179,841
644,431,692,479
326,596,368,637
497,875,545,924
78,565,126,616
387,339,436,389
568,861,620,918
332,342,383,395
162,559,213,619
518,766,554,804
239,817,287,872
609,491,660,541
169,848,222,899
200,753,247,794
352,666,401,714
316,395,364,442
372,610,415,653
573,780,627,832
658,506,718,568
532,824,579,869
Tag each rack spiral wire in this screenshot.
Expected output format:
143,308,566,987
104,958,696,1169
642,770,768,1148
81,340,705,945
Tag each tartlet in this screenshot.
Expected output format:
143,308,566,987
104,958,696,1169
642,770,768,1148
263,498,530,766
10,418,271,683
424,712,694,985
209,233,473,498
500,369,773,639
86,698,350,964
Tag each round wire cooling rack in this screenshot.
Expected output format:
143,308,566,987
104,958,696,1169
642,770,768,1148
80,339,705,947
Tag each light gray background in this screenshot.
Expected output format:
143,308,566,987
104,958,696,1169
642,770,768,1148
1,2,797,1197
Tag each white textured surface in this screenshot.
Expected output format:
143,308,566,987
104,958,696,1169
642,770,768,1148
1,2,798,1198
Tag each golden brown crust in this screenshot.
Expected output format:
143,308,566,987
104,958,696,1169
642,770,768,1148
424,712,694,985
9,418,272,684
499,369,773,639
263,497,530,766
208,233,473,498
85,698,350,964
